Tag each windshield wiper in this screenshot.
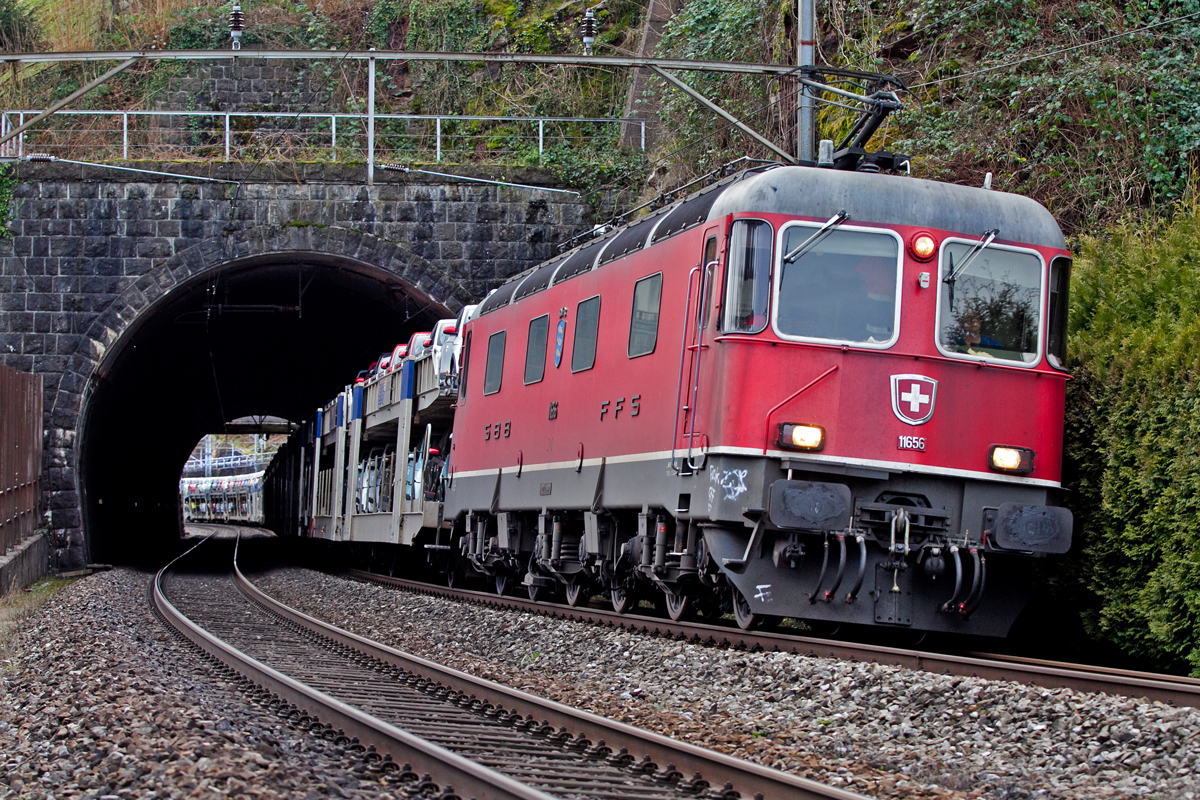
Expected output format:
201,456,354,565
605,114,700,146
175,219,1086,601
944,228,999,285
782,210,850,263
944,228,999,311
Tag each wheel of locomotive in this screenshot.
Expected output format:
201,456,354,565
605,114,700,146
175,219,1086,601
610,584,634,614
732,586,761,631
663,587,692,621
565,579,589,607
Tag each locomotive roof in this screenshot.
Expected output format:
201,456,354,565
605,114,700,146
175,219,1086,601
709,166,1066,250
478,166,1065,316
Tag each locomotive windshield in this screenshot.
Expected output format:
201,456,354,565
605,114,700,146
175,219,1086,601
774,225,900,345
938,241,1042,363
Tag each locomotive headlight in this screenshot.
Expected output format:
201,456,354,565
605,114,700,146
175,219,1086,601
778,423,825,451
989,445,1034,474
909,232,938,261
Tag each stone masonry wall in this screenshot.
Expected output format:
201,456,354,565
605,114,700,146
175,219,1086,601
0,161,592,567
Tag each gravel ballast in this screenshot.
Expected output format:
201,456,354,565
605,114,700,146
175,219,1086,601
255,567,1200,800
0,568,415,800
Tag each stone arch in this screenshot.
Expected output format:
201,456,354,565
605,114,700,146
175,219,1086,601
53,224,468,567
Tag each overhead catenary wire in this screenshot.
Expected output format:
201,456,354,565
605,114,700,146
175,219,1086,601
378,164,581,195
577,78,813,210
909,9,1200,88
14,153,238,183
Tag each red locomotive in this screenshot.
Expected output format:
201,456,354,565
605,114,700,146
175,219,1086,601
267,159,1073,638
439,163,1073,636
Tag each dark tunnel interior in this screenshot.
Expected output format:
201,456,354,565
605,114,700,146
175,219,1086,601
79,254,447,564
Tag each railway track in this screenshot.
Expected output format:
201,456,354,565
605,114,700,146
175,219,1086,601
342,568,1200,710
154,535,870,800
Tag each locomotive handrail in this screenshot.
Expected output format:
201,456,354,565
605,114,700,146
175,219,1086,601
682,259,721,472
762,365,839,454
669,266,702,473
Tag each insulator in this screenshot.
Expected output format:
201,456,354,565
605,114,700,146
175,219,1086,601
229,6,245,31
581,12,597,37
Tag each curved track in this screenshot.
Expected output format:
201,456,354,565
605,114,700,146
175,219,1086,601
154,535,870,800
343,568,1200,710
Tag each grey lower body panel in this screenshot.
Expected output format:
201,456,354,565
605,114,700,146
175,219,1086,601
444,453,1057,636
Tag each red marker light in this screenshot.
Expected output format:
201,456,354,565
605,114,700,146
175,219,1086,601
428,448,440,456
910,232,938,261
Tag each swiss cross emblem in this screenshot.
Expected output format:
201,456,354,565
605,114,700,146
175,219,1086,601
891,374,938,426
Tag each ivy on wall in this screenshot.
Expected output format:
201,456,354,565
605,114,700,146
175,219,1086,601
0,163,17,240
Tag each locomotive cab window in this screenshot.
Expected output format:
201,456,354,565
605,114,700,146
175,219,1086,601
628,273,662,358
572,295,601,372
937,240,1043,364
774,225,901,346
722,220,772,333
483,330,506,395
1046,256,1071,370
525,314,549,384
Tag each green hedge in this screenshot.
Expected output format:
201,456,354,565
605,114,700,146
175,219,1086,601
1064,198,1200,675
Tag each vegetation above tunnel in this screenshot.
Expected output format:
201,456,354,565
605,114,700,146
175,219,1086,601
0,0,1195,229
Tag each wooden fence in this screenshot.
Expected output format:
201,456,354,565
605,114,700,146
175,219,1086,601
0,365,42,553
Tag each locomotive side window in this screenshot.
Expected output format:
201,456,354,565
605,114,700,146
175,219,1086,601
938,241,1043,364
628,273,662,358
525,314,549,384
700,236,718,328
483,330,506,395
774,226,900,346
1046,256,1071,370
572,295,601,372
722,220,772,333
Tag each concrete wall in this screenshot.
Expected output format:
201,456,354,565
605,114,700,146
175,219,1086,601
0,533,48,595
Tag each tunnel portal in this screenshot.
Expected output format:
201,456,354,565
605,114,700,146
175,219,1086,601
80,254,447,564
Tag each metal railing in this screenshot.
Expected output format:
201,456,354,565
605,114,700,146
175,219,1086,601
0,365,42,553
0,109,644,165
182,452,273,477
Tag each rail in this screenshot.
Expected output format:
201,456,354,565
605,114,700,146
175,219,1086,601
154,536,555,800
155,534,870,800
0,109,643,165
343,568,1200,710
